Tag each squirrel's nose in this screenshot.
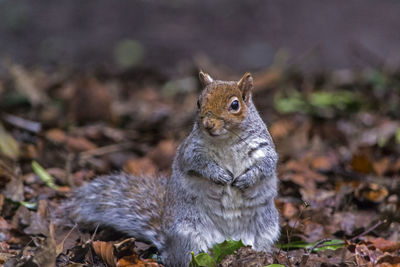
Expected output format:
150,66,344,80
203,119,215,131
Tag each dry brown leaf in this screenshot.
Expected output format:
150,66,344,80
69,76,112,123
24,200,50,236
282,202,298,219
147,139,177,171
45,129,68,143
4,175,24,202
7,61,48,106
66,136,97,152
0,123,19,160
311,156,333,171
92,240,117,267
123,157,157,177
269,119,296,139
376,253,400,265
0,217,11,232
369,238,400,253
390,159,400,173
33,222,57,267
373,157,390,176
351,154,373,174
355,183,389,203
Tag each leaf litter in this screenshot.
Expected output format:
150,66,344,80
0,61,399,266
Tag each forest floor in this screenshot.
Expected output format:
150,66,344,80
0,61,399,266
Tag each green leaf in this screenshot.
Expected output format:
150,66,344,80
19,201,37,210
274,91,306,114
0,123,19,160
313,239,345,251
31,161,58,190
190,251,217,267
264,264,285,267
210,239,245,263
396,128,400,144
276,239,344,252
189,239,245,267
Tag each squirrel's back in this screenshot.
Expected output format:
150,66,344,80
67,173,167,249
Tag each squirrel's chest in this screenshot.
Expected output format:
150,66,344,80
209,141,260,177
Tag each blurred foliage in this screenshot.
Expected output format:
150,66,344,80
274,90,360,117
277,239,344,252
114,39,145,68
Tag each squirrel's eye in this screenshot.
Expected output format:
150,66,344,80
230,100,240,111
197,100,201,109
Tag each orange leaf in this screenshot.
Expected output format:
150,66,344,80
117,255,159,267
92,241,117,267
372,157,390,176
311,156,333,171
123,157,157,177
370,238,400,253
351,154,373,174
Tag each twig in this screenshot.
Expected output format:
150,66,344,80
65,153,74,188
349,219,385,242
56,223,78,255
2,113,42,133
79,142,134,161
299,238,331,267
278,201,309,266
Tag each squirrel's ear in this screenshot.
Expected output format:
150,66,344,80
199,71,214,86
237,72,253,102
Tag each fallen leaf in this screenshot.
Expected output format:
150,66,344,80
373,157,390,176
282,202,298,219
369,238,400,253
355,183,389,203
0,242,9,253
66,136,97,152
123,157,157,177
269,119,296,139
32,222,57,267
351,154,373,173
7,61,48,106
23,200,49,236
147,139,177,171
92,240,117,267
32,161,58,190
117,254,159,267
69,76,112,123
45,128,67,143
4,175,24,202
0,123,19,160
311,156,333,171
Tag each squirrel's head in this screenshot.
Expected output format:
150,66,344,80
197,71,254,138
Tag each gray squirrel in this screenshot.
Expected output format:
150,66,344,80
67,72,280,266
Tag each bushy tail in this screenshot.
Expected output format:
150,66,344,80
66,173,167,249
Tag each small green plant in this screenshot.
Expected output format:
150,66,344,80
274,90,360,117
32,161,58,190
276,239,344,252
189,240,245,267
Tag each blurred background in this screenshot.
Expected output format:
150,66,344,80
2,0,400,73
0,1,400,266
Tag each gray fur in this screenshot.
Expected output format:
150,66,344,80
162,99,279,266
67,77,280,267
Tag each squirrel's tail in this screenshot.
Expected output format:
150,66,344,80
66,173,167,249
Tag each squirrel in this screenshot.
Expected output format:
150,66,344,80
66,71,280,267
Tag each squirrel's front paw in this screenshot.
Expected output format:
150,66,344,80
232,173,253,190
212,168,233,185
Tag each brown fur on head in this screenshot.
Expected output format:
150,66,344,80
197,71,254,137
